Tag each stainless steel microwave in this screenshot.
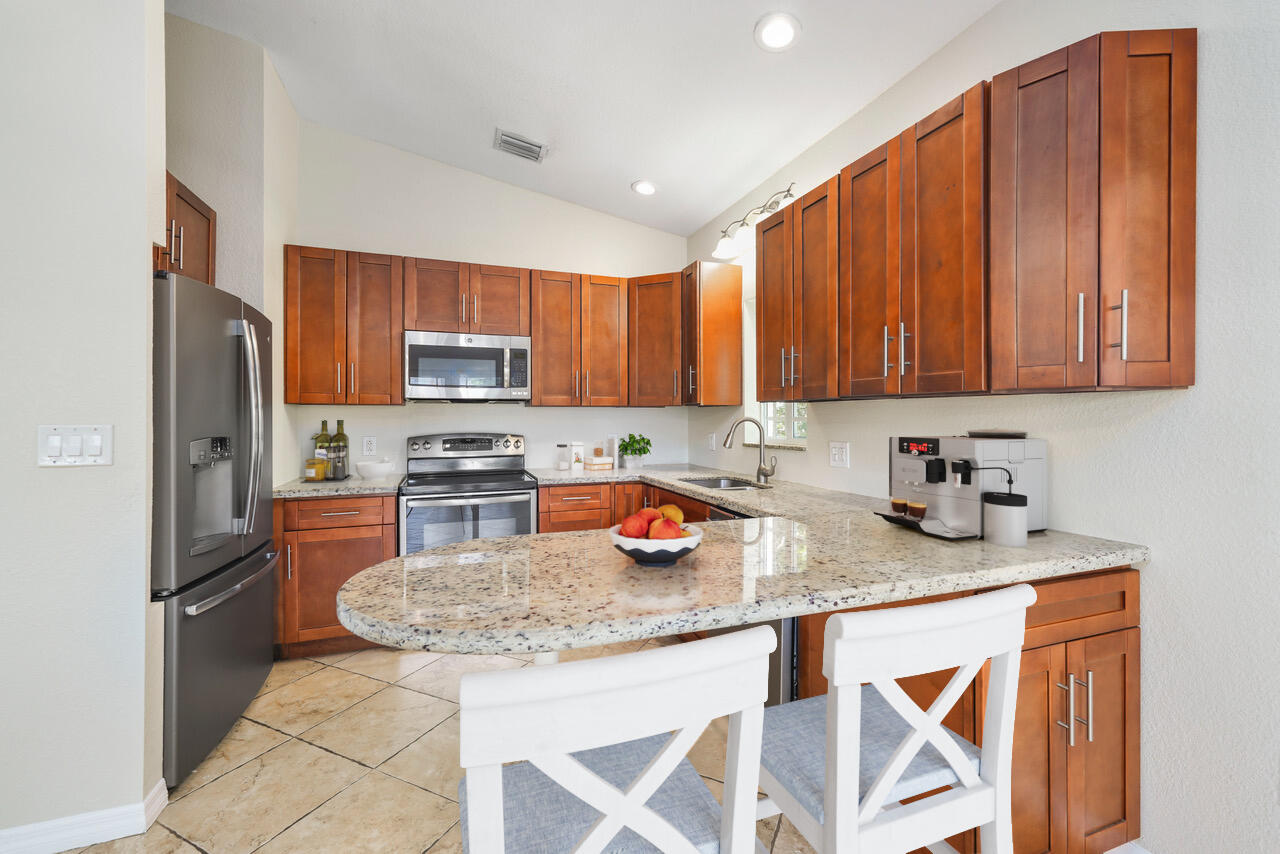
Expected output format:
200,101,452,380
404,331,531,401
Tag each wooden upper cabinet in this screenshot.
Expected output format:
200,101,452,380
840,139,902,398
791,178,841,401
900,82,988,395
404,257,467,333
1099,29,1196,389
581,275,628,406
991,37,1101,392
755,207,792,402
346,252,403,405
530,269,581,406
628,273,682,406
285,245,347,404
681,261,743,406
469,264,530,337
164,172,216,285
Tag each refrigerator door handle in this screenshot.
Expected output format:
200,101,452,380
235,320,265,535
183,553,278,617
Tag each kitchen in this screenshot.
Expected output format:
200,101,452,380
3,1,1278,854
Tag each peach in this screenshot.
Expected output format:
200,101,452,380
636,507,662,524
618,514,649,539
648,518,683,540
656,504,684,525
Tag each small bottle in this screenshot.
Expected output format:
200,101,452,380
313,420,331,467
329,419,349,480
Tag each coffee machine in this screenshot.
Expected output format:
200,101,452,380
887,436,1048,539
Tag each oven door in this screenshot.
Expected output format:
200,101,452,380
399,491,536,555
404,331,529,400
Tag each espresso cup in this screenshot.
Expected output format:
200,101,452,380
890,497,908,515
907,501,927,521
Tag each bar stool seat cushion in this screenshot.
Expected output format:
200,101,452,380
760,687,982,823
459,732,723,853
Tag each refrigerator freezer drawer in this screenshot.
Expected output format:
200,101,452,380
162,544,276,786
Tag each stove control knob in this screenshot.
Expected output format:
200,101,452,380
503,439,511,448
423,441,431,450
410,442,420,451
513,439,522,449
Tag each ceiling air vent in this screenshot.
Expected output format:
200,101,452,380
493,128,547,162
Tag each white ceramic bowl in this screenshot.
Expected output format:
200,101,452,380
608,524,703,567
356,459,394,479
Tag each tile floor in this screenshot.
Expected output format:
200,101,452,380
64,641,815,854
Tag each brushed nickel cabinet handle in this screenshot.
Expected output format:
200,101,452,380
177,225,184,270
1075,670,1095,742
461,292,466,324
350,362,355,396
336,362,341,395
1108,289,1129,360
884,325,895,377
899,322,912,376
1056,674,1077,748
1077,293,1085,363
780,348,787,388
473,294,479,325
574,369,579,400
688,365,696,394
673,369,678,399
584,370,589,400
560,496,594,502
168,218,176,259
286,543,293,580
320,510,362,516
790,346,799,385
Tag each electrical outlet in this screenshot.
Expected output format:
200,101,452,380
706,432,717,450
361,436,376,456
829,441,850,468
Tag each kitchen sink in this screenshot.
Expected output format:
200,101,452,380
683,477,771,491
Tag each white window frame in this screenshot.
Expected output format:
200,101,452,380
758,401,807,445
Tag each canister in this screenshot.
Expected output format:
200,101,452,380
983,492,1028,547
569,441,585,472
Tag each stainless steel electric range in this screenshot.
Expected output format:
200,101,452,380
398,432,538,556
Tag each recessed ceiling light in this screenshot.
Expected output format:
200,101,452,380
631,180,657,196
754,12,801,52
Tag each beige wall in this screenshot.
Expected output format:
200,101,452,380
165,14,265,309
278,122,691,481
687,0,1280,848
0,0,152,831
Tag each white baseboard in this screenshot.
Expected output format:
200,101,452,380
1106,843,1152,854
0,778,167,854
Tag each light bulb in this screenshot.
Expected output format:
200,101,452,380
631,179,656,196
754,13,800,52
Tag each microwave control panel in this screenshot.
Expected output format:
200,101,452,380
509,349,529,392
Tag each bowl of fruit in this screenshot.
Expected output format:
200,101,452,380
609,504,702,567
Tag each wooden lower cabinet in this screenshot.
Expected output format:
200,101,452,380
651,487,711,523
276,496,397,657
795,570,1140,853
613,482,652,524
538,484,613,532
538,508,613,533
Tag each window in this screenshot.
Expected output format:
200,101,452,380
759,401,807,444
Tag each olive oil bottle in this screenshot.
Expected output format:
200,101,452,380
313,420,332,479
329,420,349,480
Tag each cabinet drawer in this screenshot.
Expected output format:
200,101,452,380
284,495,396,530
539,484,611,512
1024,568,1139,649
538,508,613,533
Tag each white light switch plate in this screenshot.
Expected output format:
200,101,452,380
38,424,113,466
706,433,717,450
362,436,377,456
828,441,850,468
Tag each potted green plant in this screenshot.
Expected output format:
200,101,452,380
617,433,652,469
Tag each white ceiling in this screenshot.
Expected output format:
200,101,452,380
167,0,1000,236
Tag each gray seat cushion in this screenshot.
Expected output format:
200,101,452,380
459,732,723,853
760,687,981,824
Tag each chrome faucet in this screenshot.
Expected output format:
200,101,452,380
722,417,777,484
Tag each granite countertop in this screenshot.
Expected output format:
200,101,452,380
337,509,1149,654
273,474,403,499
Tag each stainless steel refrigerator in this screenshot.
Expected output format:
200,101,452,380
152,272,275,787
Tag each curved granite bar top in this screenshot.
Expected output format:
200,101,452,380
337,484,1150,653
273,474,404,499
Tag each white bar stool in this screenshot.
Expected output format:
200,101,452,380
458,626,777,853
758,584,1037,853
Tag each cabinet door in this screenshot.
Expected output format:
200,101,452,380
900,83,988,394
468,264,530,336
990,37,1100,392
840,140,901,397
404,257,467,332
755,207,792,402
628,273,682,406
791,177,840,401
167,172,216,285
652,489,709,523
284,245,347,404
613,483,648,524
1099,30,1196,389
346,252,404,405
683,261,743,406
530,269,581,406
282,525,395,643
581,275,628,406
1066,628,1140,854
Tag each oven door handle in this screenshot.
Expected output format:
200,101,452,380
403,493,531,508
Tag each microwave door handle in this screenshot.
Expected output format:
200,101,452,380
504,348,511,389
404,494,531,508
